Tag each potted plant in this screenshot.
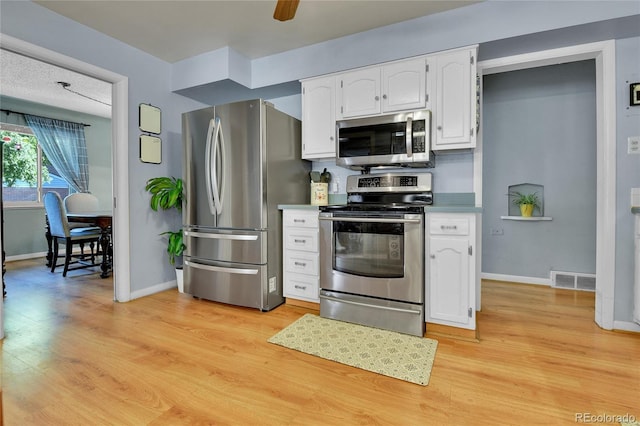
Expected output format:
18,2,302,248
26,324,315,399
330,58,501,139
145,176,186,292
510,191,540,217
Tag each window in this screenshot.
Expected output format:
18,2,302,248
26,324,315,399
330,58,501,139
1,126,70,206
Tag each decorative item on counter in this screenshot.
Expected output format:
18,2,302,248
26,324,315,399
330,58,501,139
310,168,331,206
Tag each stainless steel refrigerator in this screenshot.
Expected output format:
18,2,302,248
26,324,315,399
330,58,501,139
182,99,310,311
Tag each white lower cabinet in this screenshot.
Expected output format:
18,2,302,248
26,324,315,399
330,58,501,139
283,209,320,303
426,213,478,330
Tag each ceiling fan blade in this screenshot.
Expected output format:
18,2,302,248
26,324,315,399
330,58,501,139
273,0,299,22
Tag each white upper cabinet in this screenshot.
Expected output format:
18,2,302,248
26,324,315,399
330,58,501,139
428,46,478,150
301,46,477,160
382,58,426,112
301,75,336,159
338,67,381,118
337,58,427,119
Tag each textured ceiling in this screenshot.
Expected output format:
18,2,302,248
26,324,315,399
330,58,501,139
0,49,112,119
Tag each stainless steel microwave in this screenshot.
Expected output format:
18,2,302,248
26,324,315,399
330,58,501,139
336,109,433,170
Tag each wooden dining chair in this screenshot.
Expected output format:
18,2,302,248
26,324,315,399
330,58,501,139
43,192,102,277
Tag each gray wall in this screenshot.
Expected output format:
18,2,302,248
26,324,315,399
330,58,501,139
481,61,597,279
1,96,112,257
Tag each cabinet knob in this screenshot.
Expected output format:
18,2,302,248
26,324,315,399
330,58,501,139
382,94,387,99
330,136,334,141
437,125,442,131
375,96,380,101
430,254,436,259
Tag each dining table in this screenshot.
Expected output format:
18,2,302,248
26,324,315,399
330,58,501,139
46,211,113,278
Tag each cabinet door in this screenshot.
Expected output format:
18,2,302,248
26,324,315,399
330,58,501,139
338,68,381,118
382,58,426,112
302,77,336,159
428,235,471,326
432,48,476,150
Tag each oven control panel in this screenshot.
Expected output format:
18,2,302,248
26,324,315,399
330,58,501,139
346,172,432,193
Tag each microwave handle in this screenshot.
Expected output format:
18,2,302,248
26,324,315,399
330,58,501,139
406,117,413,158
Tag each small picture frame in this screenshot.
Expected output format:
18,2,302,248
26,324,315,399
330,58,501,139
140,135,162,164
631,82,640,107
139,103,161,134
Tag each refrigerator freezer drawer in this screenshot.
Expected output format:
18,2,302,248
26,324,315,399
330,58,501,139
184,228,266,264
184,259,265,309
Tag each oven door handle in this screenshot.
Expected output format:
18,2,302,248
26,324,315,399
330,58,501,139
320,294,423,315
319,216,422,224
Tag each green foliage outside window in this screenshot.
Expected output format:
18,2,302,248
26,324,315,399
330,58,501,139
1,130,51,187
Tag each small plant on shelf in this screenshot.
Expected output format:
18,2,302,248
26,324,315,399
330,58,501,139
509,191,540,217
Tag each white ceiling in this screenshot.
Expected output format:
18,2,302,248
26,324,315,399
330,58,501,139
1,0,479,118
34,0,479,62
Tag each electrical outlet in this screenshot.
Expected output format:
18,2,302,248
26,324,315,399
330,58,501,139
490,228,504,236
628,136,640,154
268,277,276,293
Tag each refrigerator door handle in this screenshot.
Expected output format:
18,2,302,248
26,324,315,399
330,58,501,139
211,117,225,214
185,260,259,275
218,117,227,213
184,230,259,241
204,118,217,216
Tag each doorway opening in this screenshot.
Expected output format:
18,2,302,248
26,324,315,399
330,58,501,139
1,34,131,302
476,41,616,329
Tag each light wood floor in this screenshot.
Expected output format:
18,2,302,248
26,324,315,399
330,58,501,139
2,259,639,425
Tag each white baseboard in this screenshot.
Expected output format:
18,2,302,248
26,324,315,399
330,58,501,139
481,272,551,286
6,252,48,262
612,320,640,333
7,248,101,263
130,280,177,300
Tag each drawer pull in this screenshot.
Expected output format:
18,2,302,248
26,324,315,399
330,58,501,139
294,239,307,244
294,262,307,267
293,219,306,223
294,285,307,290
440,225,458,230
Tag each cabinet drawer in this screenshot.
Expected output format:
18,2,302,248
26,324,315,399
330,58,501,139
284,228,318,252
429,217,470,235
283,211,318,228
285,250,319,275
285,273,319,301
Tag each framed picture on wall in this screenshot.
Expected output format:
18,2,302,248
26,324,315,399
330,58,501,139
631,82,640,107
139,103,161,134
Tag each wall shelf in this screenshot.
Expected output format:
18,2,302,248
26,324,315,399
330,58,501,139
501,216,552,221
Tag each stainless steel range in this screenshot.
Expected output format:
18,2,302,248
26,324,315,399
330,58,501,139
318,172,432,336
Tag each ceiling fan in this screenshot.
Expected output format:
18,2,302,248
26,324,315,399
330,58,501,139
273,0,300,21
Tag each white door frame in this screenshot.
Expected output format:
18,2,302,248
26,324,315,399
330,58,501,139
0,34,131,303
475,40,616,329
